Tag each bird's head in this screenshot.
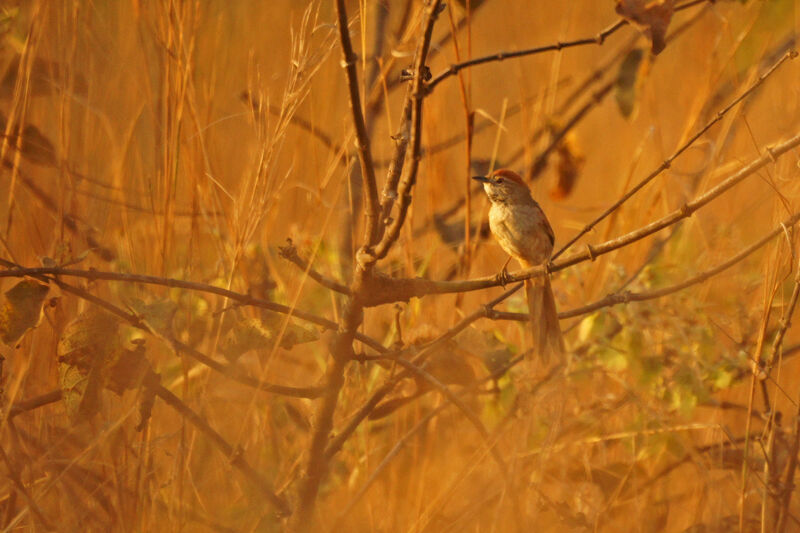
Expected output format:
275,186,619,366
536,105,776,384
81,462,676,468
472,169,531,205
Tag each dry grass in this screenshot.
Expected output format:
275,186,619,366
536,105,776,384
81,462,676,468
1,0,800,531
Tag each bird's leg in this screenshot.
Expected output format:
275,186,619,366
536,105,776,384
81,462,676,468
496,256,513,287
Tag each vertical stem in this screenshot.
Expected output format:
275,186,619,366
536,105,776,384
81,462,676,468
291,300,363,529
334,0,380,247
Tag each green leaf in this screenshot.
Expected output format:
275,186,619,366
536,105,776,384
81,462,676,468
128,298,177,336
0,278,49,345
220,317,272,362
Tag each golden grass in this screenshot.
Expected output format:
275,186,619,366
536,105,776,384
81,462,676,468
1,0,800,531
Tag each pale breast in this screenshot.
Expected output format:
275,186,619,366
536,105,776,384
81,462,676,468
488,202,554,268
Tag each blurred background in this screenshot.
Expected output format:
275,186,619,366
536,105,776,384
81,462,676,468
1,0,800,531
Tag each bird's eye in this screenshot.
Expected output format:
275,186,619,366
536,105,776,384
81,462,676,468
496,177,504,183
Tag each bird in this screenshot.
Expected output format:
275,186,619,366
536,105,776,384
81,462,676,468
473,169,564,362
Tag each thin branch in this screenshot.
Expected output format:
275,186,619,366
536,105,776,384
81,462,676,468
7,390,62,419
552,212,800,319
369,0,444,264
331,352,528,530
526,79,614,181
277,239,350,295
768,255,800,369
324,284,524,460
426,20,626,94
425,0,712,95
774,258,800,532
485,211,800,322
152,384,290,515
51,278,326,398
0,445,54,530
552,48,798,261
335,0,380,246
0,264,385,353
352,129,800,305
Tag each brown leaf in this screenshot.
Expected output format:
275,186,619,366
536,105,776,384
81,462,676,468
615,0,674,55
550,133,585,200
57,310,121,421
0,278,49,345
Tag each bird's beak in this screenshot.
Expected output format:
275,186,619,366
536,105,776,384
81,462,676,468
472,176,491,183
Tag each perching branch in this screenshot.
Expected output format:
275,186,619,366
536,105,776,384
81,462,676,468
485,212,800,322
351,129,800,306
552,48,798,260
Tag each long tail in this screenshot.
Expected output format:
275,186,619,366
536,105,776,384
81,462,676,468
524,276,565,363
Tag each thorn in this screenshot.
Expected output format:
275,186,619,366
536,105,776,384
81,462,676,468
585,244,596,261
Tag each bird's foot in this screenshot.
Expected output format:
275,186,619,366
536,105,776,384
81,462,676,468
496,267,512,288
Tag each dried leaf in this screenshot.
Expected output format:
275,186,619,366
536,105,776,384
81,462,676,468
57,310,157,423
615,48,646,118
0,278,49,345
615,0,674,54
550,133,585,200
57,310,121,421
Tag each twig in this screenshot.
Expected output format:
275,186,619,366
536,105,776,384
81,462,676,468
48,277,328,399
0,445,54,530
7,390,62,419
426,0,712,95
552,48,798,261
324,284,524,460
0,264,385,353
277,239,350,295
526,79,614,181
426,20,626,94
774,258,800,532
553,212,800,319
152,384,290,515
335,0,380,246
486,212,799,321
